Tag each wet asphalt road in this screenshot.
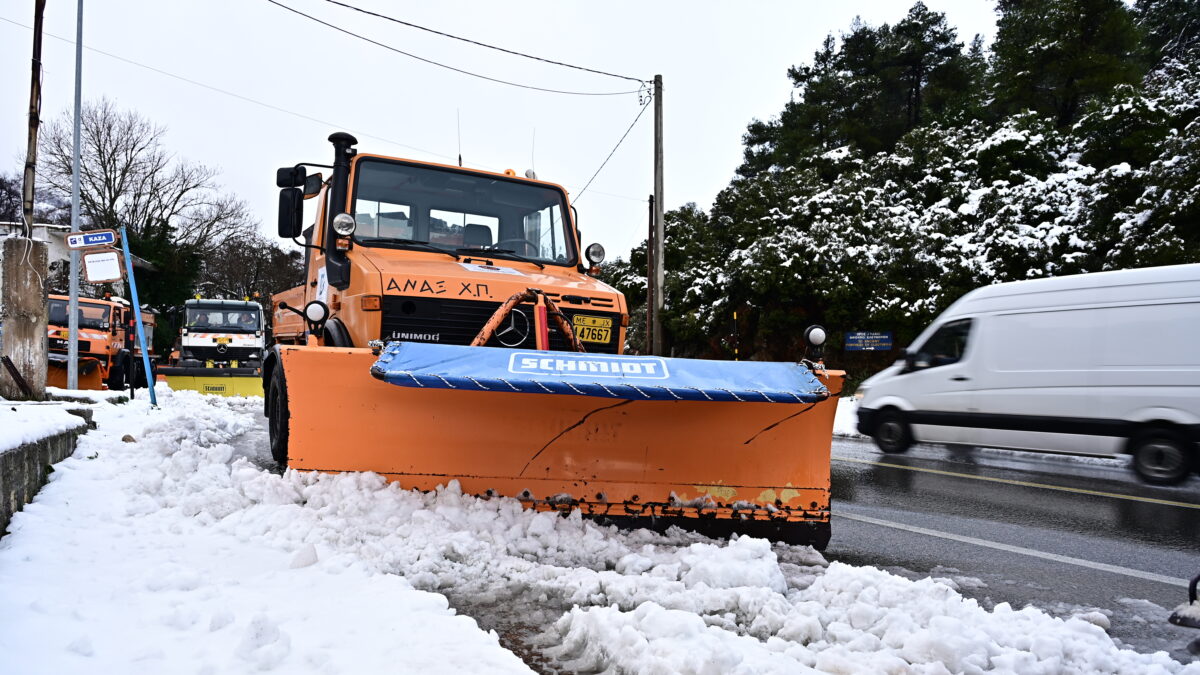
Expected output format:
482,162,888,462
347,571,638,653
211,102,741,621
825,436,1200,663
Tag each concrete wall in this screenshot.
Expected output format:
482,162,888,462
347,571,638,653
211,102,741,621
0,422,86,535
0,237,49,399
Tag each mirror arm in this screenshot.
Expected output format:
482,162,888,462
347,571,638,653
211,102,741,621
292,236,323,253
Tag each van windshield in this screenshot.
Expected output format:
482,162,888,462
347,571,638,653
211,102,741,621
916,318,972,367
351,159,575,266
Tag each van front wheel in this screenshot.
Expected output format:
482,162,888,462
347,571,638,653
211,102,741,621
873,410,912,454
1130,430,1192,485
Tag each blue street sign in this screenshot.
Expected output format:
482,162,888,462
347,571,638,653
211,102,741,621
845,331,893,351
65,229,119,249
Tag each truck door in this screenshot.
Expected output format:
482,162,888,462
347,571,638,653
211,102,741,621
901,318,976,444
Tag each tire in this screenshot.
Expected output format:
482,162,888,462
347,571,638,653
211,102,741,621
106,353,129,391
267,363,290,466
1130,429,1193,486
873,409,913,454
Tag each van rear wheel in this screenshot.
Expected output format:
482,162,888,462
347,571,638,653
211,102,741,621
873,410,912,454
1130,430,1191,486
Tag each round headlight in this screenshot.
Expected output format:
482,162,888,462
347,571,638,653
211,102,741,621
332,213,356,236
585,243,605,265
304,301,329,323
804,325,827,347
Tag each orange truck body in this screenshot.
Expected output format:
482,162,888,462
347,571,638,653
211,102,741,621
46,294,154,390
266,133,842,547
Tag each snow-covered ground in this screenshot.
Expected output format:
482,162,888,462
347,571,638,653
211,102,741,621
2,388,1196,674
0,401,87,451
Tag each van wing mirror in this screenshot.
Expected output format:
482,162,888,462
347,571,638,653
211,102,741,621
276,166,307,188
278,188,304,238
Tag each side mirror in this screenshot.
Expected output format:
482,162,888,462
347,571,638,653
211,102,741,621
303,173,324,199
278,188,303,238
276,166,306,188
907,352,932,370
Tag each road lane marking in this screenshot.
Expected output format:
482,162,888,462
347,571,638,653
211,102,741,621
832,456,1200,510
835,511,1190,588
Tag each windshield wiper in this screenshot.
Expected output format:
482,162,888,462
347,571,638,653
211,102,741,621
358,238,460,260
456,247,545,269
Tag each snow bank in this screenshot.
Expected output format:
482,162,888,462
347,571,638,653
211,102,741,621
1,389,1195,674
833,397,865,438
0,390,531,674
0,403,86,452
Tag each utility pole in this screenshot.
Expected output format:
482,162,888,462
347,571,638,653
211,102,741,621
651,74,664,356
645,194,655,353
68,0,84,389
21,0,47,238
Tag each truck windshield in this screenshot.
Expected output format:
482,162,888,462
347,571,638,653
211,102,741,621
352,159,576,265
186,308,260,333
48,298,110,330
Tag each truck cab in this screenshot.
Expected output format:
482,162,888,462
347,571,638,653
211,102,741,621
46,294,154,390
270,132,626,357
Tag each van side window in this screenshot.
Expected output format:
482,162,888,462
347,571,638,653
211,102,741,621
917,318,973,367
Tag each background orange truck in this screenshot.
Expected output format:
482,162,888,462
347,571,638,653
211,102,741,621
46,294,155,391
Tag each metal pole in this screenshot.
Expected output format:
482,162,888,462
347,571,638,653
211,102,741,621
645,193,655,353
119,226,156,406
21,0,47,238
652,74,664,356
67,0,84,389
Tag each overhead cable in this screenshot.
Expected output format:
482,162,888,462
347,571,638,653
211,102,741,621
320,0,646,85
0,14,649,203
574,100,651,201
264,0,646,97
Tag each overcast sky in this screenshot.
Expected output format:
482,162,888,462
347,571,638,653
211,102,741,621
1,0,999,260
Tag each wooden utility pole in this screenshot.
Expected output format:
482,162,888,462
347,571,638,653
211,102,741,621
651,74,664,356
22,0,47,238
645,194,655,352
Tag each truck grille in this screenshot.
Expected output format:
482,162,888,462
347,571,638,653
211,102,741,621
380,296,620,354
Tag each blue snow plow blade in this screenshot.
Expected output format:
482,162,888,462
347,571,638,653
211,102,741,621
370,342,829,404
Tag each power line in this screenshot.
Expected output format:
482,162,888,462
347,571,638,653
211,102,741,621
0,15,457,163
319,0,646,85
0,14,649,203
575,100,651,201
264,0,645,97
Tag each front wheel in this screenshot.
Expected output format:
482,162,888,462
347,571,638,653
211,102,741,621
873,410,913,454
266,364,290,466
1130,430,1192,485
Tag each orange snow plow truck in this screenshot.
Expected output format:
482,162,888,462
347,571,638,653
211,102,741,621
267,133,843,547
46,294,155,391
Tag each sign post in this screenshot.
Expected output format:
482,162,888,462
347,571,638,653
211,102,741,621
118,225,156,406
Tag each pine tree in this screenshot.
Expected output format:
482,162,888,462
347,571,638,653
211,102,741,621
991,0,1144,126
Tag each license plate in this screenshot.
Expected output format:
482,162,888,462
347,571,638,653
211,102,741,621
572,315,612,343
215,337,232,344
49,338,69,351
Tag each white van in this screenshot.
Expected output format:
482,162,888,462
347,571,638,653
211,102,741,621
855,263,1200,485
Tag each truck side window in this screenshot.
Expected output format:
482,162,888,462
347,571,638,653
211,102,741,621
916,318,972,368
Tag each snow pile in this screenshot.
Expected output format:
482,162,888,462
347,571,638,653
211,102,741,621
0,389,531,675
833,397,865,438
1,389,1196,674
0,402,87,451
543,562,1197,674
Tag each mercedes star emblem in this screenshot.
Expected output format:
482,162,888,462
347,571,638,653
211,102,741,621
495,309,530,347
